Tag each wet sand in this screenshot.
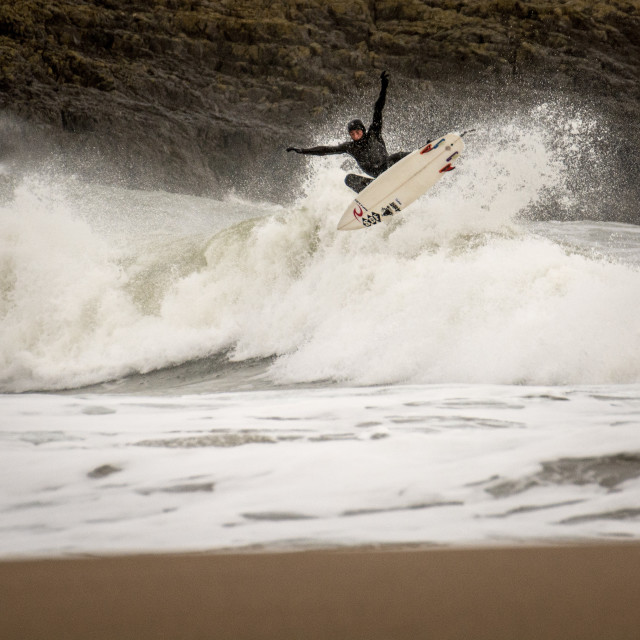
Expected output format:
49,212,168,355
2,543,639,640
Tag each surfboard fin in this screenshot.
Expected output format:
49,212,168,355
439,164,455,173
421,138,446,154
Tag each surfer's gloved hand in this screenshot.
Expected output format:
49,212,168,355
286,147,302,153
380,70,389,88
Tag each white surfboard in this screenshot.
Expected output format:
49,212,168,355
337,132,465,230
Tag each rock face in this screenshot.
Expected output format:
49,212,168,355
1,1,639,218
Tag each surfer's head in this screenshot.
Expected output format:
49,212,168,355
347,119,365,141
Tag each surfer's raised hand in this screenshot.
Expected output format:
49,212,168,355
286,147,302,153
380,70,389,88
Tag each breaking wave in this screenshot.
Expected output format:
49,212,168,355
1,103,639,392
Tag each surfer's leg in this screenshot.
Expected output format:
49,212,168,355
345,173,373,193
387,151,411,168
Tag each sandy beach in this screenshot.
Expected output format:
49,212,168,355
2,543,640,640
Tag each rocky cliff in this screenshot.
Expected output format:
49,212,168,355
1,0,639,218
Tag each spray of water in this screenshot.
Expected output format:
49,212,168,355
1,103,638,391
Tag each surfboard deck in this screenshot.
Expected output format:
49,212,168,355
337,132,464,231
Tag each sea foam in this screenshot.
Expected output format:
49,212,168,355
1,105,638,391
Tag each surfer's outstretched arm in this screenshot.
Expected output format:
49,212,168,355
286,142,350,156
370,71,389,136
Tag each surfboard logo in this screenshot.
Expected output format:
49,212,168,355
381,201,401,217
362,213,381,227
353,205,364,220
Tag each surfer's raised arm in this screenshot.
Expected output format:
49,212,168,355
285,70,409,194
286,142,350,156
370,70,389,136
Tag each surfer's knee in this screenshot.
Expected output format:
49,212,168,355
345,174,371,194
388,151,410,167
344,174,357,189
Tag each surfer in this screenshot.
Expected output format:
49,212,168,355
286,71,410,193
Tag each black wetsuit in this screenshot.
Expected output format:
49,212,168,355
290,78,409,193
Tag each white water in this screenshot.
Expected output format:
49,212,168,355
1,107,639,393
2,385,640,558
1,104,640,557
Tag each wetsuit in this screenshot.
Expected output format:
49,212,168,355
287,74,409,193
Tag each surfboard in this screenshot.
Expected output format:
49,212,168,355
337,132,465,231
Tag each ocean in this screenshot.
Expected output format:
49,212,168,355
1,104,640,558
